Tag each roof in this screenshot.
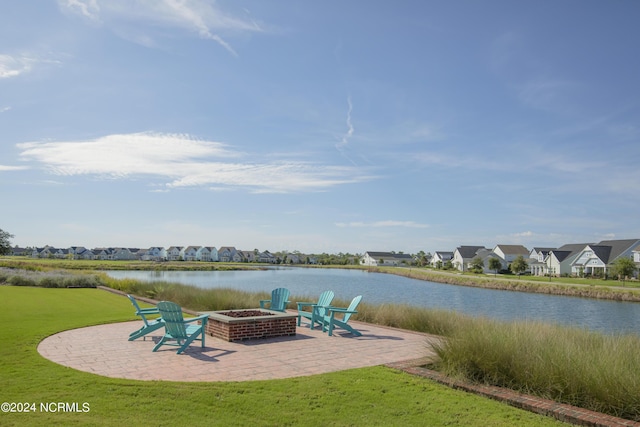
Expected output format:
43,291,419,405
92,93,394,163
549,250,573,262
594,239,640,262
455,246,486,258
366,251,413,260
494,245,529,255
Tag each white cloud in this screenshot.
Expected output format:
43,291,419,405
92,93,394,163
0,54,33,79
0,107,11,113
0,165,29,171
17,131,373,193
59,0,263,55
335,220,429,228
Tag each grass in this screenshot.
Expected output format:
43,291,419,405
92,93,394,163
430,317,640,421
0,285,565,426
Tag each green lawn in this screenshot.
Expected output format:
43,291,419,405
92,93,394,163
0,286,566,426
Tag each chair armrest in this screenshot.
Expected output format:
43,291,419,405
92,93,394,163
183,314,210,324
328,308,357,315
137,308,160,314
297,302,315,309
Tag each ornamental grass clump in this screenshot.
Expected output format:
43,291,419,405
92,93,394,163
430,317,640,421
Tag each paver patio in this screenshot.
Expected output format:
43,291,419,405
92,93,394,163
37,316,437,382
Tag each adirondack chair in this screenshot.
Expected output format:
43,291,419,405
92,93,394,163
259,287,291,312
152,301,209,354
296,290,334,330
127,294,164,341
322,295,363,336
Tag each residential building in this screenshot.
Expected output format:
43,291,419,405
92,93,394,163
452,246,487,272
430,251,453,268
360,251,413,267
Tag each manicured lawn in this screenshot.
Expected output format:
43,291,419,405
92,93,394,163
0,286,565,426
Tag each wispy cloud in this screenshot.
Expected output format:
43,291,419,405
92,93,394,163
335,96,358,165
0,165,29,171
0,106,11,113
0,53,62,79
0,54,33,78
59,0,263,55
17,132,373,193
335,220,429,228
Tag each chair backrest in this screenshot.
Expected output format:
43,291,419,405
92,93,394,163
157,301,188,339
317,290,334,306
315,290,335,317
270,288,290,311
342,295,363,323
128,294,151,326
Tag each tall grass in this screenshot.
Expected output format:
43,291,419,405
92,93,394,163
0,267,102,288
430,317,640,420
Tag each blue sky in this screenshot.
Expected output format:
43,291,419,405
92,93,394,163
1,1,639,255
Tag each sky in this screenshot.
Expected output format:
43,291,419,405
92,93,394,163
1,0,640,255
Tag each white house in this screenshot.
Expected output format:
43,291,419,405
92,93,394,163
360,251,413,267
491,245,530,271
180,246,199,261
528,247,555,276
571,239,640,277
452,246,487,272
140,247,167,261
218,246,237,262
430,251,453,268
166,246,183,261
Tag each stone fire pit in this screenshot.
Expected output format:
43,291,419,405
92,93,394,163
198,309,297,342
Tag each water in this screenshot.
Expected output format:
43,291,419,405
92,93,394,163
105,267,640,335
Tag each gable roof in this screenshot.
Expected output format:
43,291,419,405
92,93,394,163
594,239,640,262
494,244,529,255
455,246,486,258
549,250,573,263
365,251,413,260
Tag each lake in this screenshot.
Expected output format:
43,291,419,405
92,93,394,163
105,267,640,335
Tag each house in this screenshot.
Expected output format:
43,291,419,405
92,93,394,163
257,251,276,263
452,246,487,272
570,239,640,277
360,251,413,267
112,248,138,261
140,247,167,261
542,243,590,277
491,245,530,271
232,251,246,262
166,246,183,261
634,245,640,263
239,250,256,263
196,246,216,262
92,248,112,260
430,251,453,268
529,247,555,276
180,246,199,261
76,248,96,260
10,246,28,256
218,247,237,262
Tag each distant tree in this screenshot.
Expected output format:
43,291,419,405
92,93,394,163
488,257,502,276
435,261,442,270
510,255,528,276
470,257,484,273
613,257,637,286
0,229,14,255
443,260,454,270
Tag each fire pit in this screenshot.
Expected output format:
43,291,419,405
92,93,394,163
198,309,297,342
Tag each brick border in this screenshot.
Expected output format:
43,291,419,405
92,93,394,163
386,359,640,427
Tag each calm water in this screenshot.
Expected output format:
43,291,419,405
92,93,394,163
106,267,640,335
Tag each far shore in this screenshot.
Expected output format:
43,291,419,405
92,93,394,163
2,257,640,302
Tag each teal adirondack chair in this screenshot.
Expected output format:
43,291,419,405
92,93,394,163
127,294,164,341
322,295,363,336
297,290,334,330
259,288,291,312
152,301,209,354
